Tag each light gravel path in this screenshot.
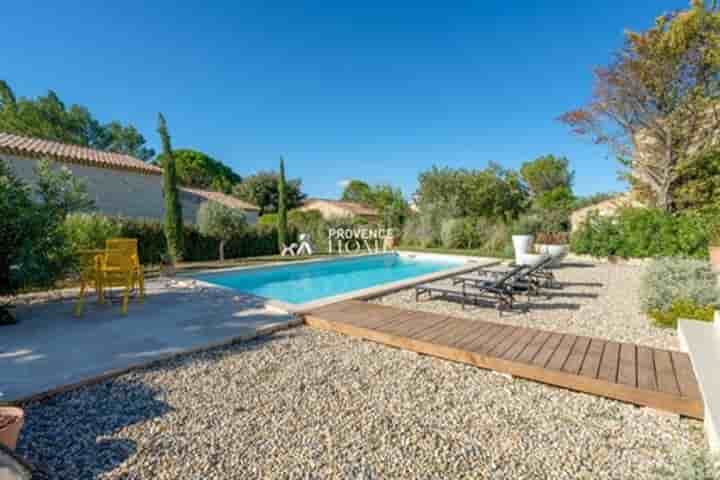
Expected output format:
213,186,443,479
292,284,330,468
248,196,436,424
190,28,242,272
16,262,717,479
375,262,678,350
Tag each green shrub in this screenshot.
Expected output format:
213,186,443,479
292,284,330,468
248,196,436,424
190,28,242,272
640,258,719,327
648,299,715,327
440,218,462,248
257,213,278,230
63,213,121,251
115,217,277,264
510,213,544,235
402,202,456,247
416,216,511,256
571,208,711,259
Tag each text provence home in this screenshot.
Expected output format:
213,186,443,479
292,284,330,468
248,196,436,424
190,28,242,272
327,227,396,253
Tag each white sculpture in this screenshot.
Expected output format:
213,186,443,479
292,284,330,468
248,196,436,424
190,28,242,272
280,243,298,256
296,233,314,256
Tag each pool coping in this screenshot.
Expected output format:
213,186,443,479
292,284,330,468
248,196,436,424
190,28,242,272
186,252,501,314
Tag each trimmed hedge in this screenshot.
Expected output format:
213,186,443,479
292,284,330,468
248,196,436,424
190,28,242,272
109,217,277,264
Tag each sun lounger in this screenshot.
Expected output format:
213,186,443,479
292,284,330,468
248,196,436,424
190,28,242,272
469,255,557,290
415,264,528,312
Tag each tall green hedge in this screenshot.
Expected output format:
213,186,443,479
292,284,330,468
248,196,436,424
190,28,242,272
112,217,277,264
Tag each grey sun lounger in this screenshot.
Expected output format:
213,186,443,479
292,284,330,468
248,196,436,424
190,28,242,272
454,255,556,296
415,264,528,311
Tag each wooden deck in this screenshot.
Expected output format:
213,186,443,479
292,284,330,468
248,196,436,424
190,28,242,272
304,300,704,419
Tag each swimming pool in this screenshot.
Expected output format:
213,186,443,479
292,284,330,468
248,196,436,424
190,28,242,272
194,253,466,306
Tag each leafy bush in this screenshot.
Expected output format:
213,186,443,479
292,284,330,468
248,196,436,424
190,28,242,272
571,208,710,259
413,215,511,256
1,160,94,323
640,258,719,327
440,218,462,248
402,202,456,247
648,300,715,328
63,213,121,250
510,213,544,235
116,217,277,264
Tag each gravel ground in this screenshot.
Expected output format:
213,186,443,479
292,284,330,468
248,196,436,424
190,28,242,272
375,261,678,350
16,262,718,479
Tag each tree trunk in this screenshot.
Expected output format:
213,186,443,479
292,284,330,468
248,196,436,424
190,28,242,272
219,240,225,262
657,138,675,212
0,253,10,295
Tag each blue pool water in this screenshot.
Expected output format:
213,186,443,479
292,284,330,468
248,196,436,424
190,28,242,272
194,254,463,304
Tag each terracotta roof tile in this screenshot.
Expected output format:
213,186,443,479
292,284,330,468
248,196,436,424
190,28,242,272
0,132,260,212
180,187,260,211
0,132,162,175
303,198,379,216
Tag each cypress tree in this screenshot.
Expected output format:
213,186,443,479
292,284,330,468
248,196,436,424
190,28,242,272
157,113,184,261
277,156,288,251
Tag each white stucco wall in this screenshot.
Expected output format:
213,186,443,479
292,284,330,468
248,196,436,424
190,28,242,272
2,154,256,225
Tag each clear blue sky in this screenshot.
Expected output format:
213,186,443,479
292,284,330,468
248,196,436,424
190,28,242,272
3,1,688,199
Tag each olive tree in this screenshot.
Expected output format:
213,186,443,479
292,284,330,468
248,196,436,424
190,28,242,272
197,201,247,261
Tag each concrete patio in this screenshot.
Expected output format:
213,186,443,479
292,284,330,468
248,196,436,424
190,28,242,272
0,278,298,402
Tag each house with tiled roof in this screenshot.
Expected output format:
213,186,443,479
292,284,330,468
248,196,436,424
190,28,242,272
298,198,379,222
0,132,259,224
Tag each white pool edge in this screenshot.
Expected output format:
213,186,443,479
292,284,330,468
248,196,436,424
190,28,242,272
187,252,502,314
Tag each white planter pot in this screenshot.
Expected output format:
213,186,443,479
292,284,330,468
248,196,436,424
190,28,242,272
512,235,534,265
536,244,569,266
518,253,545,267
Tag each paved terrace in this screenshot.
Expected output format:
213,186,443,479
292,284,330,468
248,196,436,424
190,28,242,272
0,279,298,402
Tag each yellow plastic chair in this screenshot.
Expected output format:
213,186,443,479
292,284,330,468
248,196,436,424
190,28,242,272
105,238,145,302
98,249,137,315
74,249,104,317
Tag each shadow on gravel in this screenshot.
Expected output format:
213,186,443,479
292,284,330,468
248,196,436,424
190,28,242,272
14,329,300,478
557,262,596,268
16,381,169,478
557,281,604,288
520,301,582,311
543,292,600,299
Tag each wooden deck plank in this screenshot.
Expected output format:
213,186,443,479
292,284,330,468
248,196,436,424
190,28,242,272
423,318,479,347
597,341,620,383
617,344,637,388
304,301,703,419
531,333,564,367
636,347,658,392
343,307,408,329
654,350,680,396
546,335,578,371
515,330,551,364
380,312,446,338
409,316,464,342
502,328,541,361
452,321,497,350
457,323,507,352
562,336,591,375
490,327,532,358
471,325,517,355
671,352,702,399
579,339,605,379
364,310,425,332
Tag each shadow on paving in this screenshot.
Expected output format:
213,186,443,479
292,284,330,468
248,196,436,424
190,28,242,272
0,284,295,402
15,330,293,478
